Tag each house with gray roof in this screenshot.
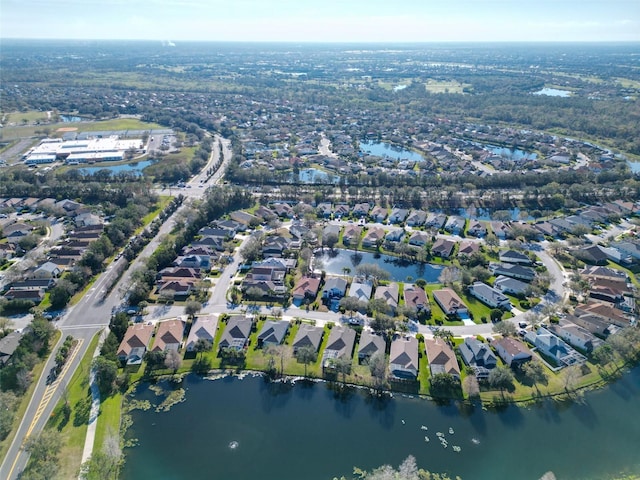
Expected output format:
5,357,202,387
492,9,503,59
426,213,447,229
348,281,373,303
468,282,511,309
218,316,253,351
444,215,465,234
389,208,409,224
185,314,218,352
458,337,497,379
547,321,603,353
406,210,427,226
524,327,586,367
322,326,356,368
408,231,430,247
374,283,399,312
389,336,419,380
490,263,536,282
0,331,22,366
322,277,348,299
358,330,386,362
257,320,290,347
494,275,529,296
499,250,532,265
292,324,324,353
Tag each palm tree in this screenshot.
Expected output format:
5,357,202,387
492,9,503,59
342,266,351,279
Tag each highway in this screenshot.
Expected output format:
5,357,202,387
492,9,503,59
0,134,232,480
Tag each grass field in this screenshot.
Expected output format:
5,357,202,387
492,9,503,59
0,118,164,141
43,332,100,479
2,110,51,124
424,79,469,94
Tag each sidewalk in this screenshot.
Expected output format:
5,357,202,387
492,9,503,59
78,328,108,476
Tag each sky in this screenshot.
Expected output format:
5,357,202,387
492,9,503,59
1,0,639,42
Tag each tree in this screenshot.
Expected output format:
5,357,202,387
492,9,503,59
109,312,129,343
368,351,387,391
429,373,459,397
240,235,263,263
433,328,454,345
295,345,317,377
355,263,391,283
485,233,499,249
462,375,480,399
23,430,62,480
492,320,517,337
164,349,182,373
48,279,77,309
324,232,339,250
490,308,504,322
0,391,18,441
184,301,202,320
193,338,212,359
593,343,615,370
81,432,122,480
521,361,547,393
488,366,514,397
563,365,581,394
332,355,352,385
339,296,365,316
92,357,118,396
369,314,396,335
438,266,460,286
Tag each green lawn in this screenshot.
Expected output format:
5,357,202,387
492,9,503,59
44,332,100,480
3,110,50,124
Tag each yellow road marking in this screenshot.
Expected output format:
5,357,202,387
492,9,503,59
7,338,84,480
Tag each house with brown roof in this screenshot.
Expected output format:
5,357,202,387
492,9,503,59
374,283,399,312
389,335,418,380
292,276,321,302
491,337,532,368
342,225,362,245
151,319,185,353
117,323,155,365
431,238,456,258
457,240,480,257
424,338,461,379
362,227,385,247
404,284,429,313
432,288,468,317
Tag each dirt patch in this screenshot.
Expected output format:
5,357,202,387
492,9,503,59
56,127,78,132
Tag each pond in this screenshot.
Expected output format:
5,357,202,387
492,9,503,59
78,159,155,176
627,161,640,174
486,145,537,161
360,140,426,162
533,88,572,98
315,248,443,283
296,168,340,184
122,367,640,480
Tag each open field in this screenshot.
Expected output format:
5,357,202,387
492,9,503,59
2,110,50,125
424,79,469,94
0,118,163,141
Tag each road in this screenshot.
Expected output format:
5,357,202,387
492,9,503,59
0,133,233,480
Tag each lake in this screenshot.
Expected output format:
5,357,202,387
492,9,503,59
122,367,640,480
78,160,155,176
315,249,443,282
360,140,426,162
627,161,640,174
533,88,572,98
296,168,340,184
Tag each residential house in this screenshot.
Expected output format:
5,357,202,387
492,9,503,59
457,240,479,257
152,319,185,353
493,275,529,296
574,302,633,328
117,323,154,365
403,285,428,313
257,320,290,347
567,313,617,337
348,281,373,303
458,337,497,379
490,221,511,239
173,254,211,270
292,324,324,353
547,321,602,353
389,336,419,379
406,210,427,226
489,263,536,282
362,227,385,247
352,203,371,217
408,231,430,247
431,238,456,258
0,331,22,366
389,208,409,224
374,283,399,312
581,265,627,282
322,326,356,368
218,316,253,351
425,213,447,230
322,277,348,299
272,202,294,218
0,243,16,259
468,282,511,309
255,206,277,222
491,337,532,368
444,215,465,235
333,204,350,218
384,228,405,243
499,250,532,265
157,280,194,299
323,224,341,241
424,338,461,380
358,330,386,362
576,245,608,265
262,236,290,258
33,262,62,278
185,314,218,352
3,288,44,303
524,327,586,367
432,288,468,317
467,220,487,237
369,206,388,222
9,278,54,291
292,276,321,302
342,225,362,245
